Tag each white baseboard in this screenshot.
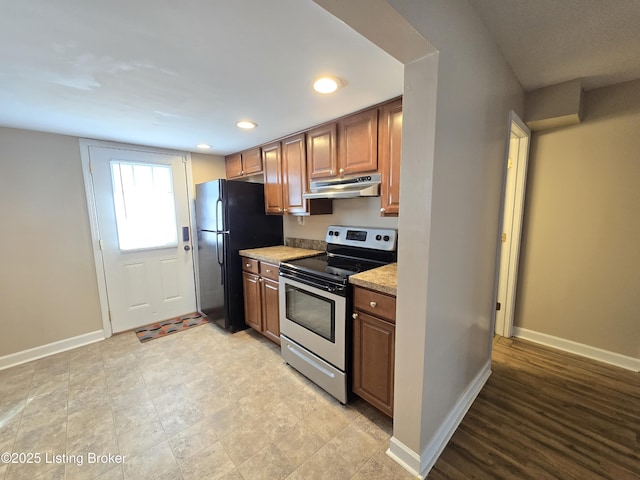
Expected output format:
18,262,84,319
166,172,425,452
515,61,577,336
0,330,105,371
387,437,422,478
513,327,639,372
387,360,492,478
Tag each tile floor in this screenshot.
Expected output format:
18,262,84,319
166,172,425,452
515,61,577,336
0,323,416,480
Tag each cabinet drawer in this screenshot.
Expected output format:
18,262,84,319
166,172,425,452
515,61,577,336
353,287,396,322
259,261,279,281
241,257,259,274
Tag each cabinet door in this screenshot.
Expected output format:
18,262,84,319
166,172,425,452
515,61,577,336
242,147,263,175
352,311,395,417
379,99,402,216
261,278,281,345
262,142,284,214
307,123,338,179
282,133,308,215
242,272,262,332
338,108,378,176
225,153,243,179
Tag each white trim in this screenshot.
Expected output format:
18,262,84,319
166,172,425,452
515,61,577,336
387,437,422,478
79,139,113,337
183,152,200,313
494,111,530,338
514,327,640,372
0,331,104,371
387,360,492,478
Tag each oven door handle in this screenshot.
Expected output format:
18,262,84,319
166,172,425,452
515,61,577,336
286,344,336,379
280,272,346,294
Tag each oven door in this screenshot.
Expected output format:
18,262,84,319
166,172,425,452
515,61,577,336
279,276,346,370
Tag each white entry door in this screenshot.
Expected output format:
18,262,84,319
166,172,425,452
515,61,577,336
88,145,196,333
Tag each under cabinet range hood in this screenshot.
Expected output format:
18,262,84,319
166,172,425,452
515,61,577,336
303,173,381,200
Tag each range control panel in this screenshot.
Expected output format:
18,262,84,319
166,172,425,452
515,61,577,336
325,225,398,251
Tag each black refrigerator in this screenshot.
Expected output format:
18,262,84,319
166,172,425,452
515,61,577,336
195,180,283,331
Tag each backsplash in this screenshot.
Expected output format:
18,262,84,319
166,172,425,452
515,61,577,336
285,238,327,251
283,197,399,240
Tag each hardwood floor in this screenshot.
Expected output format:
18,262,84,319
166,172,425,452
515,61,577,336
429,336,640,479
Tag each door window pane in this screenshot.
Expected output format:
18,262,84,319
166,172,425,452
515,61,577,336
111,161,178,251
285,285,335,342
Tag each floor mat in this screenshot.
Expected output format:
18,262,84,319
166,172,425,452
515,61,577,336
134,313,208,343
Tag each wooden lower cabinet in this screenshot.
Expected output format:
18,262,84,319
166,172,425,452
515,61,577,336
241,257,281,345
242,271,262,331
352,286,396,417
261,278,280,344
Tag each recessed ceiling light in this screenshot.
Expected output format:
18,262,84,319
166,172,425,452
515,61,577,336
237,121,257,129
313,77,340,94
196,143,211,149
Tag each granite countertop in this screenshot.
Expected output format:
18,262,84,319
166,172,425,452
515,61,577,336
349,263,398,296
238,246,323,264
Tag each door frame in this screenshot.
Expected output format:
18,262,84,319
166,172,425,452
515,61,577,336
493,111,531,338
79,139,197,338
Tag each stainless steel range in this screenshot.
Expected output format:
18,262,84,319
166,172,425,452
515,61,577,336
279,225,397,403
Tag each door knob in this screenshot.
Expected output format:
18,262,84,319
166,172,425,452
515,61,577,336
184,245,191,251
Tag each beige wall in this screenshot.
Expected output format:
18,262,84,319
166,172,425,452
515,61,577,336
0,127,103,356
516,79,640,359
0,129,225,359
190,152,226,185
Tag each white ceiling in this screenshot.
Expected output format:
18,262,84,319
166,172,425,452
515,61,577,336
467,0,640,92
0,0,403,155
1,1,639,155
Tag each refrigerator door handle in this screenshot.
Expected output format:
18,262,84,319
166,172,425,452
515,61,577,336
216,232,226,285
216,232,224,264
216,198,224,232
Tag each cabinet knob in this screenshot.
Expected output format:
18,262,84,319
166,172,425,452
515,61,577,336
283,208,288,213
330,170,334,175
241,170,245,175
339,168,344,174
352,313,359,319
246,263,251,268
380,208,386,213
259,278,263,283
265,269,271,273
369,301,377,308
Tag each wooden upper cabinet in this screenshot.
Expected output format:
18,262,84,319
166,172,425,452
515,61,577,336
282,133,308,215
224,148,262,179
262,142,283,214
307,123,338,179
225,152,243,179
338,108,379,176
242,147,263,175
379,99,403,216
